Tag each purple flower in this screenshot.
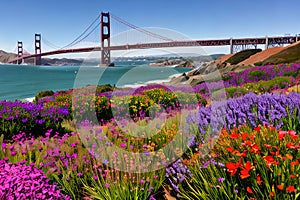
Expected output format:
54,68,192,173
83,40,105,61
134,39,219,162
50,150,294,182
120,143,126,148
105,183,110,188
217,177,225,182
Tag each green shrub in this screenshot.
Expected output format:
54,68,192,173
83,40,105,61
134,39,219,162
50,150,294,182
96,84,115,93
226,49,262,65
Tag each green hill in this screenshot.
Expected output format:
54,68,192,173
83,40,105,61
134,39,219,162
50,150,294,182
225,49,262,65
260,42,300,65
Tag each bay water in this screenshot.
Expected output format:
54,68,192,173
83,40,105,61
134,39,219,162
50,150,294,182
0,61,191,101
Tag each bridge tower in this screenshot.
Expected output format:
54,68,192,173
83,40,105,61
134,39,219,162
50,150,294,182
34,34,42,65
100,12,111,66
17,41,23,64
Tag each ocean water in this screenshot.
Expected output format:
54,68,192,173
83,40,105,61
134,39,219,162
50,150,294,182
0,61,192,101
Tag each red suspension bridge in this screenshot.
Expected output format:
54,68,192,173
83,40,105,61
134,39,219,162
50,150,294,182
8,12,300,66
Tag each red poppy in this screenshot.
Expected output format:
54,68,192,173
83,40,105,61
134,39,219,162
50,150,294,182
290,160,299,166
278,130,287,139
246,186,253,194
245,140,252,146
240,161,252,179
229,133,240,139
268,125,276,131
226,146,234,153
290,174,297,178
254,126,260,132
270,192,275,197
226,162,239,176
250,144,260,154
286,142,295,149
249,134,256,140
264,144,272,148
286,186,295,193
256,176,263,185
277,185,283,190
288,130,298,140
264,156,274,163
241,132,248,140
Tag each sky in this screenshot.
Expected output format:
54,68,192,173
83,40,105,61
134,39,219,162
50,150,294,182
1,0,300,56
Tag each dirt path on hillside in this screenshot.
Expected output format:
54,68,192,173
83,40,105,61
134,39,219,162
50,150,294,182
238,47,284,66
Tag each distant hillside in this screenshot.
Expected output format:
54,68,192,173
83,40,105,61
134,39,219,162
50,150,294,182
0,50,82,66
0,50,17,63
260,41,300,65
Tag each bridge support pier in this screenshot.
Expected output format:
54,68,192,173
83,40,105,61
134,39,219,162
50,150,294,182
17,41,23,64
34,34,42,66
230,38,233,54
100,12,111,66
265,36,269,50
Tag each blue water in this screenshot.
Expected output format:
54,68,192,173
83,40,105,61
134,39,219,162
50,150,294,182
0,61,191,101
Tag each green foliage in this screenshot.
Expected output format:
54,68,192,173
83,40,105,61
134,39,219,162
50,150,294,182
249,70,268,79
226,49,262,65
225,87,248,98
96,84,115,93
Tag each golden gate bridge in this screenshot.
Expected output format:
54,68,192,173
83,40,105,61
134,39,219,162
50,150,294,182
8,12,300,66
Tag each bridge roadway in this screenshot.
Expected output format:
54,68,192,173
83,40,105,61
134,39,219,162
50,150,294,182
8,35,299,63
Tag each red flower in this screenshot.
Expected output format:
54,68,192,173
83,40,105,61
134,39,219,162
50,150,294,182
264,156,274,163
250,144,260,154
229,133,240,139
270,192,275,197
288,130,298,140
246,186,253,194
286,186,295,193
290,160,299,166
226,162,239,176
241,132,248,140
254,126,260,132
278,131,287,140
226,146,234,153
286,142,295,149
290,174,297,178
277,185,283,190
256,176,263,185
240,161,252,179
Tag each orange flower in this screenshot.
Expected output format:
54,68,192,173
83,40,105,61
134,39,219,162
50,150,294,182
247,186,253,194
256,176,263,185
286,186,295,193
270,192,275,197
286,154,293,160
277,185,283,190
229,133,240,139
